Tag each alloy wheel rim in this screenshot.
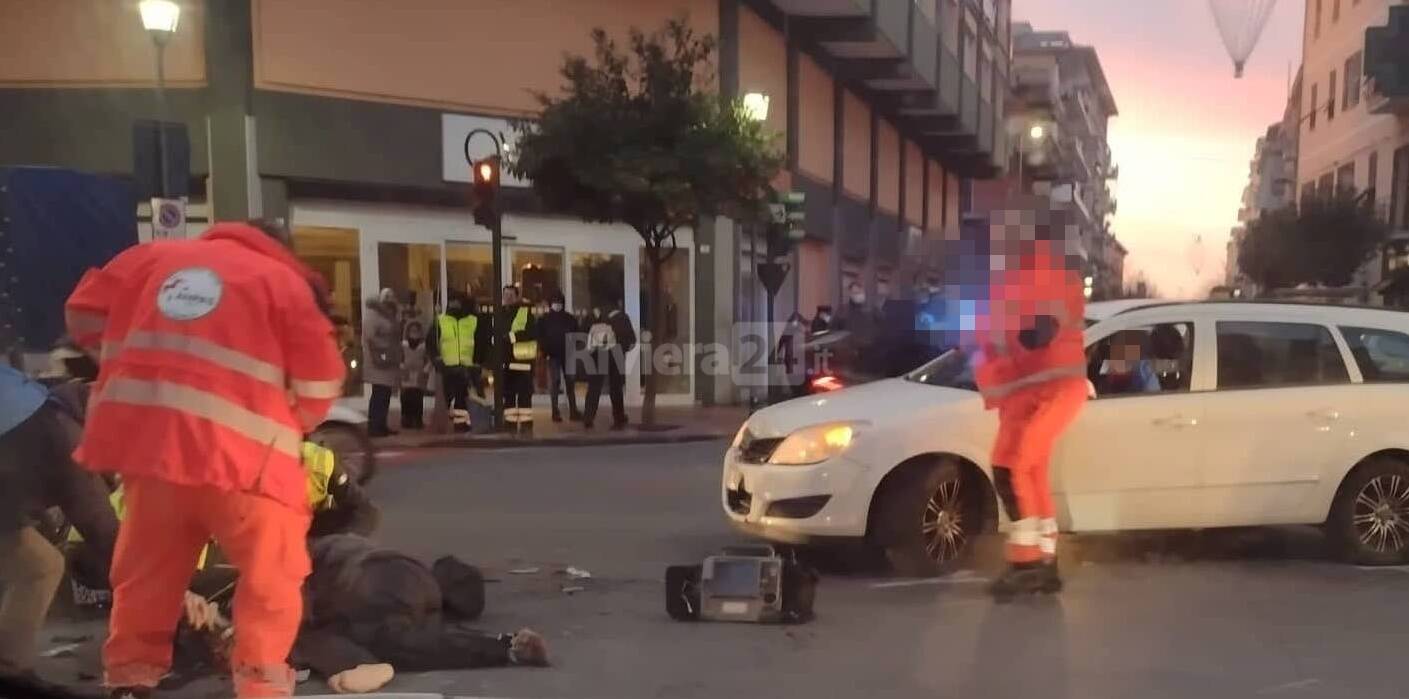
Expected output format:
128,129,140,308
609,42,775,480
1353,474,1409,553
922,479,966,563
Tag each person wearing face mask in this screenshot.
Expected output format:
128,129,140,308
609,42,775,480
810,305,833,334
971,205,1088,600
537,291,580,423
429,293,483,433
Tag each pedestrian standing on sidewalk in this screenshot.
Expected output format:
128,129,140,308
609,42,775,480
64,220,345,698
429,293,485,433
0,360,118,683
582,302,635,430
399,321,430,430
363,288,402,437
538,291,580,423
498,285,538,434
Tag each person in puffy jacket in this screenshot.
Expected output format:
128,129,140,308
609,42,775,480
971,205,1088,600
362,289,402,437
65,219,345,698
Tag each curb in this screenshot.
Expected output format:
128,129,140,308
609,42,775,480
381,431,731,450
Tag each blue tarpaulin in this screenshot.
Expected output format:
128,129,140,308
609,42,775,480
1,167,137,351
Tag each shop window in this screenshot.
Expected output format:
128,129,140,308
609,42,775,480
570,252,625,321
641,247,692,395
377,242,441,333
446,241,494,306
512,247,564,309
293,226,362,396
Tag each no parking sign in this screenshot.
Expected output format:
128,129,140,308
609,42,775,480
151,197,187,240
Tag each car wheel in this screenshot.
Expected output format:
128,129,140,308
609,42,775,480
309,422,378,485
1330,456,1409,565
874,457,977,577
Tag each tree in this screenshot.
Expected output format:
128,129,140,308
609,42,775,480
1238,190,1390,291
512,19,783,425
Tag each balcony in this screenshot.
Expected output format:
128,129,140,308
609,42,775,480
1364,5,1409,116
765,0,994,171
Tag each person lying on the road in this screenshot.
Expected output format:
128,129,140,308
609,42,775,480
289,533,549,694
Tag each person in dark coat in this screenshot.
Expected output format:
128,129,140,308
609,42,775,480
362,289,403,437
0,366,117,679
290,534,548,693
537,291,580,422
582,302,635,430
810,305,834,334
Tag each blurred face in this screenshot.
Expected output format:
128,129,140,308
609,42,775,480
504,287,520,305
1109,333,1146,370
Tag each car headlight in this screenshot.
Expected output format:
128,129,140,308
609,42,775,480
768,421,867,465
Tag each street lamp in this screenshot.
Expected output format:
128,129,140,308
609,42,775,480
1028,124,1046,141
141,0,179,201
742,92,771,122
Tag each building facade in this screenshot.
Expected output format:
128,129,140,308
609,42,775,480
1,0,1011,404
1227,119,1298,291
973,22,1124,300
1297,0,1409,301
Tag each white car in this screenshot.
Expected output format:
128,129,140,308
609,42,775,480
723,300,1409,574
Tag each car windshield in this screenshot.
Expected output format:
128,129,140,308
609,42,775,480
904,349,977,391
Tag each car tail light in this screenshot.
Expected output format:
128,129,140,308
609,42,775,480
810,375,844,392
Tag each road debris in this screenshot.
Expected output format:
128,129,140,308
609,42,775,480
509,567,541,575
564,566,592,580
40,643,80,658
561,585,587,594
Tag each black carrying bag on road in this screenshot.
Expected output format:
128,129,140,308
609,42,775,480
432,555,486,621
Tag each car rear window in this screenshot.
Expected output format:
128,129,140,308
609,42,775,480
1215,321,1349,389
1339,326,1409,382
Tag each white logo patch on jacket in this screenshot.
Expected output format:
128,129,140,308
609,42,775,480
157,268,223,321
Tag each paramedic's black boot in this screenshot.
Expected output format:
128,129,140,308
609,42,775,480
989,562,1049,601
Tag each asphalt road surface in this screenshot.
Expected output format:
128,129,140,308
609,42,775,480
37,440,1409,699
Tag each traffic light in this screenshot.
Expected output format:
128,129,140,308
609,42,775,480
471,155,500,228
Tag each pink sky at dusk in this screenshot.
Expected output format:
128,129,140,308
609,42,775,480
1012,0,1304,298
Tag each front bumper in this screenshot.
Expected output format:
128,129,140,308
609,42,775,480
720,447,870,542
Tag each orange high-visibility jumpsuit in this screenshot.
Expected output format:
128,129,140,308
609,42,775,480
66,223,345,697
975,240,1087,564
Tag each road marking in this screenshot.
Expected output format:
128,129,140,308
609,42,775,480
870,570,990,588
1257,678,1321,694
1355,565,1409,573
378,450,407,459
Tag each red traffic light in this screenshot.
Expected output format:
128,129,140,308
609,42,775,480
473,157,499,186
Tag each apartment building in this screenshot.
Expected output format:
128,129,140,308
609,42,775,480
0,0,1011,404
1297,0,1409,301
974,22,1124,299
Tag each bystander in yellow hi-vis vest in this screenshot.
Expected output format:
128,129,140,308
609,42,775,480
510,306,537,362
437,314,479,367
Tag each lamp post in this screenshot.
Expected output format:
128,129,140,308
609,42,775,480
464,129,506,427
140,0,180,199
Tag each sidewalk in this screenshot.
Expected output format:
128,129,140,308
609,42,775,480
372,404,748,449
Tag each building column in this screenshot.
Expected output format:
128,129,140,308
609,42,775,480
694,0,742,405
204,0,258,222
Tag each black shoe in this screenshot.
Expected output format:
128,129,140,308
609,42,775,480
988,562,1061,601
583,420,594,430
569,410,583,421
552,411,563,423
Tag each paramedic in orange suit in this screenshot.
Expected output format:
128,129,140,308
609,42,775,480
972,206,1088,599
64,220,346,698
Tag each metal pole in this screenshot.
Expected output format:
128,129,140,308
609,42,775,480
154,36,170,198
491,209,505,426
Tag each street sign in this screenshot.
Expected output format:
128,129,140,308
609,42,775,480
150,197,186,240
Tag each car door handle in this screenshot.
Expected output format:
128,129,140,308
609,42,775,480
1307,409,1341,421
1152,415,1198,429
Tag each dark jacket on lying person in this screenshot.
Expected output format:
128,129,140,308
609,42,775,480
291,534,513,677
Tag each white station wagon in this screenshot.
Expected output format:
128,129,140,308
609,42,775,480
723,301,1409,574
